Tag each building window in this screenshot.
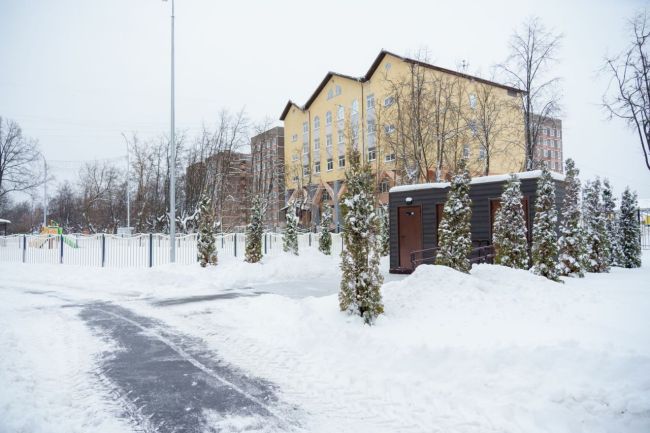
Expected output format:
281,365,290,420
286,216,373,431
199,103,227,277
379,180,390,193
479,147,486,160
545,128,550,135
385,62,392,71
322,190,330,201
337,105,344,121
327,89,334,100
292,154,299,162
463,144,470,158
327,158,334,171
314,161,321,174
468,120,478,136
292,175,299,182
303,165,309,176
303,122,309,134
326,111,332,126
338,130,344,144
314,116,320,130
384,96,395,107
314,137,320,151
554,140,558,148
384,124,395,134
469,93,477,109
326,134,332,147
335,85,342,96
367,119,376,134
367,94,375,110
338,155,345,168
384,153,395,162
291,134,297,142
351,99,359,115
368,148,376,161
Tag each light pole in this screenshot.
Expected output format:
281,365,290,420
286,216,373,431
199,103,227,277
42,155,48,228
163,0,176,262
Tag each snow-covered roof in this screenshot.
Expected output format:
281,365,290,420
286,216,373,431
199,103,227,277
0,219,10,224
389,170,566,194
638,198,650,210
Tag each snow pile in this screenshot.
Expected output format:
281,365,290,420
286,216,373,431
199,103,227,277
145,259,650,433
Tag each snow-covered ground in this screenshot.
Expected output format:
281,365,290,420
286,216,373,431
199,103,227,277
1,251,649,433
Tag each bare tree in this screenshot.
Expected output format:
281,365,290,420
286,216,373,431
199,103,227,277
384,52,466,183
603,10,650,171
467,81,520,175
250,119,284,228
498,17,563,170
0,117,43,200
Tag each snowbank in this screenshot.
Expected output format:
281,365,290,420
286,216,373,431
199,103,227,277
136,259,650,433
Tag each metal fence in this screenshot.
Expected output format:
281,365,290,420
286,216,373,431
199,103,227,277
641,208,650,250
0,232,343,268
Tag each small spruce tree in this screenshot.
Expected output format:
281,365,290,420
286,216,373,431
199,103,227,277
493,174,529,269
318,203,333,255
619,187,642,268
196,193,218,267
531,165,561,281
339,149,384,324
283,201,299,255
602,179,623,267
436,159,472,273
378,205,390,257
557,159,585,277
245,196,264,263
582,179,610,273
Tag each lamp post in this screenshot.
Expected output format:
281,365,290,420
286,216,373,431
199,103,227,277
42,155,47,228
163,0,176,262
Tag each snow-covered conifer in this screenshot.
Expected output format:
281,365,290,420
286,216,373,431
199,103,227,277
493,174,529,269
196,193,217,267
436,159,472,273
245,196,264,263
582,179,610,272
378,205,390,257
318,203,332,255
602,179,623,266
283,201,299,255
531,165,561,281
619,187,642,268
339,149,384,324
557,159,585,277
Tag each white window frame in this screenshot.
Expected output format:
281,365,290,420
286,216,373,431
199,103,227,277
338,130,344,144
469,93,477,109
463,144,470,158
326,111,332,126
326,134,332,147
314,137,320,151
291,134,297,142
384,153,395,162
366,94,375,110
327,158,334,171
338,155,345,168
314,116,320,130
335,85,342,96
384,96,395,107
314,161,321,174
368,148,376,162
303,122,308,134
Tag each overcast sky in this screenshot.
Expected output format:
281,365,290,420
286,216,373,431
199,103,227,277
1,0,649,198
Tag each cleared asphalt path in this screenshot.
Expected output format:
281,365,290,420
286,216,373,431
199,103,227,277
80,302,297,433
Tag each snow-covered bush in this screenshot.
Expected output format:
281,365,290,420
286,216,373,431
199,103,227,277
582,179,610,273
436,159,472,273
493,174,529,269
318,203,332,255
196,193,217,267
619,187,642,268
557,159,585,277
245,196,264,263
378,205,390,257
339,149,384,325
283,201,299,255
531,165,560,281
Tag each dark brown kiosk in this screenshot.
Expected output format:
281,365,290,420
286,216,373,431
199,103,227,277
388,171,565,273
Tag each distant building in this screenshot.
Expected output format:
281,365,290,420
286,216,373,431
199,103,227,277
533,115,563,173
186,151,252,231
250,127,285,229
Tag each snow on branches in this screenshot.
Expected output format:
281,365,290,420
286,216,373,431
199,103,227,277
493,174,529,269
319,203,333,255
619,187,642,268
196,193,218,267
557,159,585,277
283,201,299,255
531,165,561,281
245,196,264,263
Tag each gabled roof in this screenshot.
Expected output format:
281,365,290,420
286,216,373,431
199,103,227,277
364,50,524,94
280,50,525,121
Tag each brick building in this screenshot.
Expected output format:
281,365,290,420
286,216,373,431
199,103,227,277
533,115,563,173
250,127,285,229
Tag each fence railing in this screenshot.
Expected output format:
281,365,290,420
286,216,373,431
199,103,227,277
0,232,343,268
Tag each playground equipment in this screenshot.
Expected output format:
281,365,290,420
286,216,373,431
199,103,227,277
29,222,79,249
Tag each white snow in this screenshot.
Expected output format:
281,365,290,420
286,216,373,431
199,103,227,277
389,170,566,193
1,252,649,433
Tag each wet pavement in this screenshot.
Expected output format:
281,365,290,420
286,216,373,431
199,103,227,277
80,302,296,433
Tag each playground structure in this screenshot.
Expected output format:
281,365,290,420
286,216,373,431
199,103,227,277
29,222,79,250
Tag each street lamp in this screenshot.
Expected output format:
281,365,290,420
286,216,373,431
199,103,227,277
163,0,176,262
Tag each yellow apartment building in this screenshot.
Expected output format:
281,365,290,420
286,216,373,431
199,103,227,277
281,50,526,228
